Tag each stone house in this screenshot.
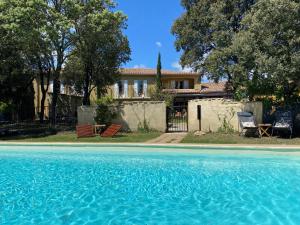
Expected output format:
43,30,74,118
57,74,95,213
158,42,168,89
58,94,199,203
90,68,231,105
33,79,83,121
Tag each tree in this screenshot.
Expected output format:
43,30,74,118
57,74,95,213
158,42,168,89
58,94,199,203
63,0,130,105
156,53,162,91
0,0,45,121
44,0,74,125
172,0,256,89
231,0,300,102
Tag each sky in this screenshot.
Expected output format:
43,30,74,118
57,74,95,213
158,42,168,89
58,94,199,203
116,0,188,72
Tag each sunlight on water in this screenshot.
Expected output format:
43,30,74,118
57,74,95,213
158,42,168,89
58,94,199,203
0,146,300,225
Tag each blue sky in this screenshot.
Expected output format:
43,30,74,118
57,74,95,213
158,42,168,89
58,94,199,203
117,0,187,71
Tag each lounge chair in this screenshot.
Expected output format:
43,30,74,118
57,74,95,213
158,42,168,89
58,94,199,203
76,124,95,138
272,111,293,138
237,112,259,136
100,124,122,137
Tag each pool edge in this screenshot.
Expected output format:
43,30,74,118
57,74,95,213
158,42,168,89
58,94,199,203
1,141,300,153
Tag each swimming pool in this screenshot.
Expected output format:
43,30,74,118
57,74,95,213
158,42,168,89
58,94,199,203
1,145,300,224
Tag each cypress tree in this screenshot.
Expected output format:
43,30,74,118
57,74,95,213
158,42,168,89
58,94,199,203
156,53,162,91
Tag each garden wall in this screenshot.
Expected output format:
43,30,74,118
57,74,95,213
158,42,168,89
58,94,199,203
77,101,166,132
188,99,263,132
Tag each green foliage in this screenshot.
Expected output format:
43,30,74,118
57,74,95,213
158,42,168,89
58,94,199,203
137,119,153,133
217,108,235,134
150,91,175,107
0,102,9,113
0,0,131,123
63,1,130,105
172,0,256,73
156,53,162,91
231,0,300,102
173,0,300,103
94,96,117,125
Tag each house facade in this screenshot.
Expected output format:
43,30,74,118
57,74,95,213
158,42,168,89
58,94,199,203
102,68,230,105
33,79,83,121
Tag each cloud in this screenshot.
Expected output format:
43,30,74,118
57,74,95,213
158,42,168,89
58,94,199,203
133,64,147,69
155,41,162,48
171,61,193,72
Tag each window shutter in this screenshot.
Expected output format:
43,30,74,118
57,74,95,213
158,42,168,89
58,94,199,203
143,80,148,97
60,83,65,94
171,80,176,89
124,80,128,98
184,80,189,89
114,83,119,98
134,80,138,97
49,81,53,93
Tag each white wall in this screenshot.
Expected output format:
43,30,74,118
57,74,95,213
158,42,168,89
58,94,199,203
77,101,166,132
188,99,263,132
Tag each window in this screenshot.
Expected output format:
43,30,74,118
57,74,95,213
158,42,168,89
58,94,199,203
175,81,184,89
60,83,65,94
172,80,189,89
118,81,124,97
137,80,144,96
114,80,128,98
49,81,53,93
134,80,148,97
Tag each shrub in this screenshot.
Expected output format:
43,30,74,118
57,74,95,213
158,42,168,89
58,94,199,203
0,102,9,113
150,91,174,107
137,119,152,133
217,107,235,134
94,96,117,125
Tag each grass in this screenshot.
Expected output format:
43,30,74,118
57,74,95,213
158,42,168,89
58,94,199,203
182,132,300,145
0,131,162,143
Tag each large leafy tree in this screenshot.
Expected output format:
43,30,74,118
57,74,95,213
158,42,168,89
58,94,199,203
44,0,75,125
0,0,46,120
172,0,256,90
63,0,130,105
231,0,300,102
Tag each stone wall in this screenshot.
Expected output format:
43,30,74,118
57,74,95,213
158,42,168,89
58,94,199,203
77,101,166,132
188,98,263,132
77,106,97,125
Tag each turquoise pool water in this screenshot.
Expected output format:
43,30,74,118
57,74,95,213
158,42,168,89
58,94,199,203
1,145,300,225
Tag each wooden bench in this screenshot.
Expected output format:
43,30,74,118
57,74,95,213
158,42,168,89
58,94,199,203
76,124,95,138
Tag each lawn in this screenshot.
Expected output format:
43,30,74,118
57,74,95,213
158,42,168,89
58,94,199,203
182,132,300,145
0,131,162,143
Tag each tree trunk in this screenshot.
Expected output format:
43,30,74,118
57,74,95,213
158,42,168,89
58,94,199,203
39,67,50,124
83,67,90,106
51,75,60,126
40,94,46,123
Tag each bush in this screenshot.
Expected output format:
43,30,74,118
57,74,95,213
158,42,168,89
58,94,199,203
0,102,9,113
0,102,12,121
150,91,174,107
137,119,152,133
94,96,117,125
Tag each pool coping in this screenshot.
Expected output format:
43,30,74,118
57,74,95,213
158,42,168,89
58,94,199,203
1,142,300,156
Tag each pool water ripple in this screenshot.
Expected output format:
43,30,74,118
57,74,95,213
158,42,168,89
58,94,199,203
1,146,300,225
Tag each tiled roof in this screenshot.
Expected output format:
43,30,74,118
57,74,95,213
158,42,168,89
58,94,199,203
162,82,228,95
120,68,199,76
200,82,227,93
163,89,202,94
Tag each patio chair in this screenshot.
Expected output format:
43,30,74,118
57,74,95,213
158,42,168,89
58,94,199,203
76,124,95,138
237,112,259,137
272,111,293,138
100,124,122,137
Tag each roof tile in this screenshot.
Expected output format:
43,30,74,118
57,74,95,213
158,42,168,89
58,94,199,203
120,68,199,76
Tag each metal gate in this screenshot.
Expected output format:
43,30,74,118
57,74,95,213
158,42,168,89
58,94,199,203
166,105,188,132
